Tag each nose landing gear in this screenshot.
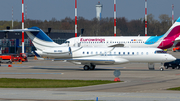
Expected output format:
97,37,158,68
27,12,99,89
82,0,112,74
159,63,164,71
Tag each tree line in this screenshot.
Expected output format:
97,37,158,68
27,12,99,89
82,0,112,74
0,14,172,36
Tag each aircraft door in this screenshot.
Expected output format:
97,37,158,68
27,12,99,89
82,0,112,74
74,38,81,47
78,42,81,47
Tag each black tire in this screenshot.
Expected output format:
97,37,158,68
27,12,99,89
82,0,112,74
172,67,175,69
165,66,168,69
83,65,89,70
89,66,95,70
89,64,96,70
160,67,164,71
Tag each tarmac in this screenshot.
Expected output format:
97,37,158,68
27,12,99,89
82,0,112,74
0,51,180,101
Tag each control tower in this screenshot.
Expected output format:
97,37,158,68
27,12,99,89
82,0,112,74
96,1,103,21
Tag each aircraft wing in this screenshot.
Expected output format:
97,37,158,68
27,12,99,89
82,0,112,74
67,58,115,65
52,57,129,65
108,44,124,47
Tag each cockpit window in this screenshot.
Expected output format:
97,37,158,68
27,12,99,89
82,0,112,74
155,50,167,54
64,41,70,43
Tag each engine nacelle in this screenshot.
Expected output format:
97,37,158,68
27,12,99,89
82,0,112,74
42,47,72,58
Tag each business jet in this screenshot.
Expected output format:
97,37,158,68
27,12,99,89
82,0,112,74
61,17,180,49
35,46,175,71
1,27,175,71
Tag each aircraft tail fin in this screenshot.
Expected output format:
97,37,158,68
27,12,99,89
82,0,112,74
163,17,180,38
26,27,61,51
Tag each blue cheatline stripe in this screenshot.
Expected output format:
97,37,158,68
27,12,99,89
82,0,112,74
0,72,62,74
145,35,163,45
176,17,180,22
28,27,53,42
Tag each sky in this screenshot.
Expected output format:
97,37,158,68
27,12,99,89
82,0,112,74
0,0,180,21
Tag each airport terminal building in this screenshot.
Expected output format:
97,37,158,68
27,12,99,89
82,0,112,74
0,29,78,54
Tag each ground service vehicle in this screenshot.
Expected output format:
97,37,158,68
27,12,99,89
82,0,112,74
172,47,180,52
0,53,28,63
0,55,13,63
12,53,28,62
164,59,180,69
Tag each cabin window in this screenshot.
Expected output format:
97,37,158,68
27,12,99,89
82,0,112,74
119,52,121,55
87,52,89,54
114,52,116,54
132,52,134,55
123,52,125,55
137,52,139,55
128,52,130,55
96,52,98,54
91,52,93,54
141,52,143,55
100,52,102,54
83,52,85,54
146,52,148,55
155,50,167,54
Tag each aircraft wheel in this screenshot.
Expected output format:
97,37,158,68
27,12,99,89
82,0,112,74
89,66,95,70
160,67,164,71
84,65,89,70
89,64,96,70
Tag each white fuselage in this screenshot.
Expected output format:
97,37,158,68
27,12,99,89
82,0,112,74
61,36,162,48
36,47,175,65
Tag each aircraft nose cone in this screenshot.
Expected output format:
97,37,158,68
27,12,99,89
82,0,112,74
167,55,176,62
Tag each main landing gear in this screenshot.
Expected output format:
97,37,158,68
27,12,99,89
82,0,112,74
83,64,96,70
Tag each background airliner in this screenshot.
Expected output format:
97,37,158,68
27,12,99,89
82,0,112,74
61,17,180,49
3,27,174,71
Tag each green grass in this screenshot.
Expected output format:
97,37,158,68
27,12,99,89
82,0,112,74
0,78,118,88
167,87,180,91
